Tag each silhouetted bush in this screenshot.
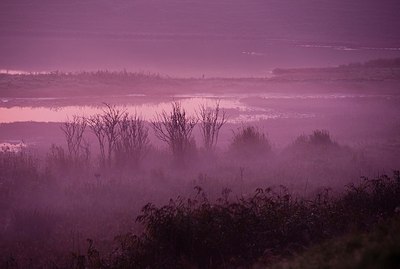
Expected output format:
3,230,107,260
198,102,227,152
309,129,335,146
152,102,198,165
292,129,337,148
115,113,150,168
229,126,271,159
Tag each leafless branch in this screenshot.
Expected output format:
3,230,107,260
198,101,227,151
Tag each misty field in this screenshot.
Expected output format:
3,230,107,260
2,0,400,267
1,63,400,269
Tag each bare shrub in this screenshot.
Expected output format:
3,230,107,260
87,104,125,167
152,102,197,164
198,101,227,152
61,115,89,166
101,104,125,166
87,114,107,167
115,113,150,168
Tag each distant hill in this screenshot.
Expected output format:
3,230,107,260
339,58,400,68
1,59,400,98
272,58,400,81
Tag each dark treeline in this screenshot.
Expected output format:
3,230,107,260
57,102,227,169
55,102,351,172
0,70,165,81
272,58,400,81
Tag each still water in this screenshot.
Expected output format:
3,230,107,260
0,94,320,123
1,92,398,124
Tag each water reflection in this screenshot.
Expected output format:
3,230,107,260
2,92,393,123
0,97,238,123
0,96,316,123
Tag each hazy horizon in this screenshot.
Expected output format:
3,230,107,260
1,0,400,77
1,1,400,268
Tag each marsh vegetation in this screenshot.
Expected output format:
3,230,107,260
1,59,400,269
0,97,399,268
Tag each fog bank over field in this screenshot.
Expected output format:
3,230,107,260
1,74,399,269
1,1,400,267
0,60,399,167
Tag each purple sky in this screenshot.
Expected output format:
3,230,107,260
1,0,400,76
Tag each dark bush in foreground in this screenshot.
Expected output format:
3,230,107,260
269,216,400,269
104,172,400,269
2,172,399,269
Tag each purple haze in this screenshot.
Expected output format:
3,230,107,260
1,0,400,76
